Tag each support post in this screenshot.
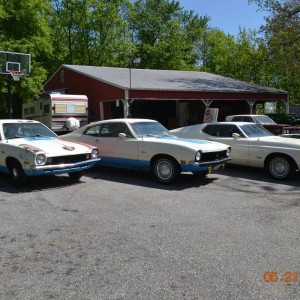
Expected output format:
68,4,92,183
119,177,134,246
246,100,256,114
283,98,289,113
201,100,213,108
7,78,13,119
99,102,104,120
123,89,129,118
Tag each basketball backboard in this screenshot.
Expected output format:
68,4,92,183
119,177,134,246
0,51,31,76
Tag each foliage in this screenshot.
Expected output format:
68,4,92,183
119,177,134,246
0,0,53,116
248,0,284,10
200,28,266,85
51,0,133,68
128,0,209,70
0,0,299,116
258,0,300,103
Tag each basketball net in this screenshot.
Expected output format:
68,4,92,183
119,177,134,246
9,70,23,81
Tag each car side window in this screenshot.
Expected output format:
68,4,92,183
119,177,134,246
207,124,244,137
233,116,252,122
84,125,101,137
202,124,214,135
99,123,133,138
242,117,253,122
3,124,18,139
232,116,242,122
227,125,245,137
213,125,228,137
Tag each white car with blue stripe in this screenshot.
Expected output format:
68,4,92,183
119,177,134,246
61,119,231,184
0,119,100,186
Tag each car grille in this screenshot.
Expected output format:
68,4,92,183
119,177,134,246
47,154,88,165
201,150,227,162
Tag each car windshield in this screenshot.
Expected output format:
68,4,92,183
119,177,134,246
253,115,276,124
130,122,174,138
3,123,57,139
241,124,274,137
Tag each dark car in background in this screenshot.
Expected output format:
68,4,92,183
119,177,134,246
225,114,300,135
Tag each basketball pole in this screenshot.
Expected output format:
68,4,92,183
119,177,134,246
7,77,12,119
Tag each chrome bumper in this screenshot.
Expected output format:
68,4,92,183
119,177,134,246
189,157,231,168
31,158,101,170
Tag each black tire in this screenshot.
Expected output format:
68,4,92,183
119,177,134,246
68,171,84,181
265,155,296,180
192,170,209,177
8,160,27,187
152,156,180,184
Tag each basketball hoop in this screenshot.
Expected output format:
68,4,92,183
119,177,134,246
9,70,23,81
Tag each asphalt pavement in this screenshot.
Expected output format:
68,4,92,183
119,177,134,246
0,165,300,300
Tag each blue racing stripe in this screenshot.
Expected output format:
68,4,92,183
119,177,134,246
24,137,55,141
98,157,150,170
159,137,209,144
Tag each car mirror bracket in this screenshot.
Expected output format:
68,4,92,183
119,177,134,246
119,133,127,138
232,133,240,139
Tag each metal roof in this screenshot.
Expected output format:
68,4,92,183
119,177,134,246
62,64,287,95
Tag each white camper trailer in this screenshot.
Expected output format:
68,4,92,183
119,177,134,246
22,93,88,133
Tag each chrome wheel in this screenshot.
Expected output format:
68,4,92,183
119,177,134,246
266,155,295,180
152,157,180,184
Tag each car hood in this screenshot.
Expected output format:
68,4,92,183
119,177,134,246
252,135,300,148
8,137,92,156
141,136,228,152
262,124,284,128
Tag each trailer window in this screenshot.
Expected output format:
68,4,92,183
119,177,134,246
55,104,67,113
74,104,86,114
24,108,29,116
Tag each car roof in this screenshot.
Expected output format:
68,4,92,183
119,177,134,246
88,118,158,125
205,121,255,126
227,114,266,117
0,119,41,124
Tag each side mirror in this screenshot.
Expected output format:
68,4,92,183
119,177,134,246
118,132,127,138
232,133,240,139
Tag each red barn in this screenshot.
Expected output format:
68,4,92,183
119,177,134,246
44,65,288,128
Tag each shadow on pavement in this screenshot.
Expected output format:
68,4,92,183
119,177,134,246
0,173,83,194
84,166,218,191
218,164,300,188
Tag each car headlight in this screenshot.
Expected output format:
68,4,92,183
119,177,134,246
195,150,202,161
90,148,99,159
35,153,47,165
226,147,231,157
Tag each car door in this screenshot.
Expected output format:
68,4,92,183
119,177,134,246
83,122,139,168
203,124,250,165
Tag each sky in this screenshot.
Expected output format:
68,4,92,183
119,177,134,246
178,0,268,36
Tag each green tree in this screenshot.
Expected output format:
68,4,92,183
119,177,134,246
129,0,209,70
200,27,270,88
248,0,284,10
51,0,133,67
259,0,300,102
0,0,53,116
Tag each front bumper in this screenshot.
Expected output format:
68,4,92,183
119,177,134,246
189,157,231,168
26,158,101,176
181,157,231,173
